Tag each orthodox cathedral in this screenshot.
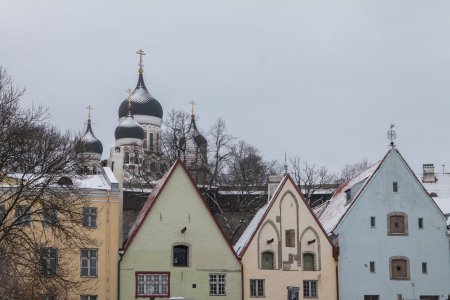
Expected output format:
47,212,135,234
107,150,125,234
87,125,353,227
76,49,208,189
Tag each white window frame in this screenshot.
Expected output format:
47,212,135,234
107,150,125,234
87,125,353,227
136,272,169,297
303,280,318,298
80,249,97,277
209,273,226,296
250,279,265,297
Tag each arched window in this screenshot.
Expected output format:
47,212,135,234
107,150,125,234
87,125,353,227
303,253,315,271
134,153,139,164
150,133,154,151
261,251,274,270
124,151,130,164
388,212,408,235
173,245,189,267
92,166,97,174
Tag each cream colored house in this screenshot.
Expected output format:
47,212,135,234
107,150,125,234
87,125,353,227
234,175,338,300
119,160,242,300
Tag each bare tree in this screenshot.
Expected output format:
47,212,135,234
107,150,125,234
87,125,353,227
289,156,336,206
161,109,191,162
339,157,371,182
0,66,95,298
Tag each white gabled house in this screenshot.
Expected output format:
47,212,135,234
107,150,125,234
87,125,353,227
315,148,450,300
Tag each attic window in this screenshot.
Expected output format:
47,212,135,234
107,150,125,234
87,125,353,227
429,192,438,197
345,189,351,203
393,182,398,193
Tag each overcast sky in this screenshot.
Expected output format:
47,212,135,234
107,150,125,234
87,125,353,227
1,0,450,174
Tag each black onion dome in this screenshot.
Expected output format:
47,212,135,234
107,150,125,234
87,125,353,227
77,121,103,154
190,117,207,146
118,74,163,119
114,113,145,140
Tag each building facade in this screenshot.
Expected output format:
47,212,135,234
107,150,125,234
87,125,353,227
234,175,338,300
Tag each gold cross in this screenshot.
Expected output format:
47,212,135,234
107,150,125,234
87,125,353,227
127,89,133,110
86,105,93,121
136,49,146,73
189,100,196,117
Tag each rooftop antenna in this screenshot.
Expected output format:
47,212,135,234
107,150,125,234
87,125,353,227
136,49,146,74
387,123,396,149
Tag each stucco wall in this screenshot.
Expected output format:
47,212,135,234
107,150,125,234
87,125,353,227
241,179,338,300
120,165,242,300
337,151,450,299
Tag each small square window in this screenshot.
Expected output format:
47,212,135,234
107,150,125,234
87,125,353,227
418,218,423,229
370,261,375,273
370,217,376,227
422,262,427,274
393,182,398,192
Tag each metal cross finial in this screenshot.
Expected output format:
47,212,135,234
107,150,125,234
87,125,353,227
387,123,397,148
136,49,146,73
127,89,133,111
189,100,196,117
284,151,288,175
86,105,93,122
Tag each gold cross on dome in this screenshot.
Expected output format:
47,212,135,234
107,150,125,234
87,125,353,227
127,89,133,110
136,49,146,73
86,105,93,121
189,100,196,117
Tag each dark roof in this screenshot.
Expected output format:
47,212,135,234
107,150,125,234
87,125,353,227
77,121,103,155
118,74,163,119
114,113,145,140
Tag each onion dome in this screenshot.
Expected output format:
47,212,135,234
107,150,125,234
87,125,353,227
114,112,145,140
190,116,207,146
77,119,103,155
118,50,163,119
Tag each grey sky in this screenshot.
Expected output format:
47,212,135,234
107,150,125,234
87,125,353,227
1,0,450,174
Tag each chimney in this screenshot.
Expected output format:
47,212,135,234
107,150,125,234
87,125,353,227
422,164,437,183
267,175,282,202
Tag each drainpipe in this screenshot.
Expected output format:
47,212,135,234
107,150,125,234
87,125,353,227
335,265,339,300
117,248,124,300
240,262,244,300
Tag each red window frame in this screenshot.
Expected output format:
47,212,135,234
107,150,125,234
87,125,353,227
135,272,170,298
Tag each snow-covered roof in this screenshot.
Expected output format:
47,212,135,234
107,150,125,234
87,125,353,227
317,161,381,234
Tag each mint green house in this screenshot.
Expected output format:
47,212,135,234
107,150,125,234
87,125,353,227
119,160,242,299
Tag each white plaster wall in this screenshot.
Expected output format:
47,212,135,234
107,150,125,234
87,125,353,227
337,150,450,299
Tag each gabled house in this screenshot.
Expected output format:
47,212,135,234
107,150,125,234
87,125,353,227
316,148,450,300
234,175,338,300
119,160,242,300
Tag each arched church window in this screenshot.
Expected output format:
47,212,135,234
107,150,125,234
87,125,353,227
261,251,274,270
143,130,147,149
156,133,160,151
134,153,139,164
150,133,154,151
124,151,129,164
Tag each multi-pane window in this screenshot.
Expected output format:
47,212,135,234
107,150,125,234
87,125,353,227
209,273,226,296
364,296,380,300
43,206,57,226
136,273,169,297
80,296,98,300
16,205,31,226
422,262,427,274
393,181,398,192
370,216,376,227
418,218,424,229
250,279,264,297
80,249,97,277
388,212,408,235
82,207,97,228
285,229,295,247
173,245,189,267
370,261,375,273
390,257,409,280
303,280,317,298
303,253,315,271
40,248,58,277
261,251,274,270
